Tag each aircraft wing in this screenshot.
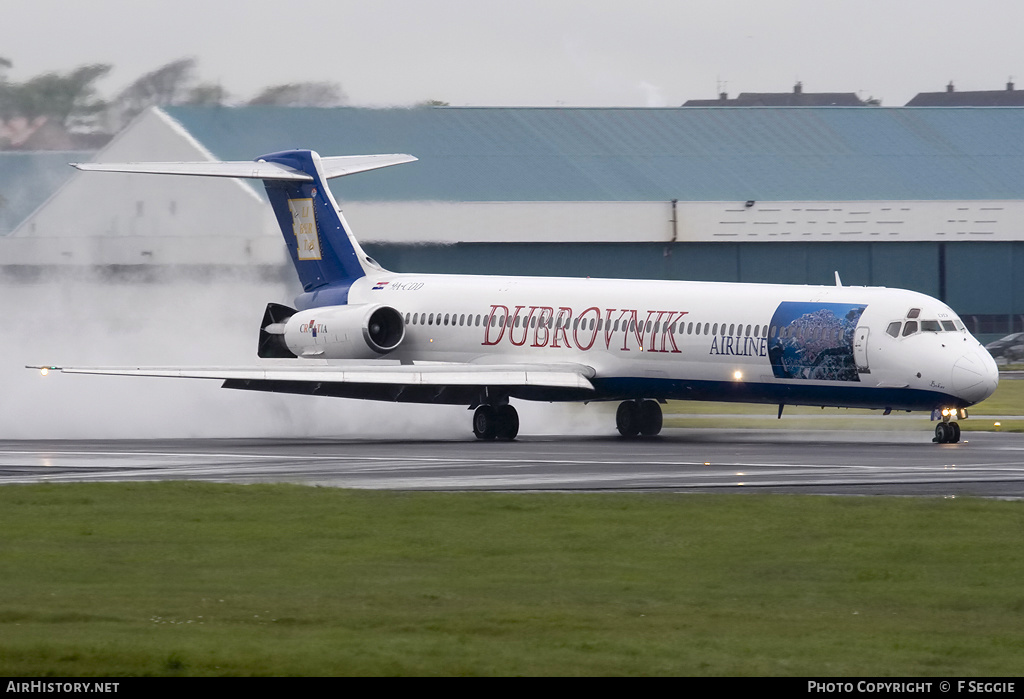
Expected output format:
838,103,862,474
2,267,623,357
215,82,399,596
28,362,596,404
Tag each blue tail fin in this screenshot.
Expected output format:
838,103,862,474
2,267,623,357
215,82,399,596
259,150,369,295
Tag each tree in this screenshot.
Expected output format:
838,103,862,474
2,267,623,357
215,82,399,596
248,82,347,107
0,63,110,129
183,83,229,106
108,57,198,130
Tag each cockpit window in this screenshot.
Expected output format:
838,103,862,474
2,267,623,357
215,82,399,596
902,321,918,336
920,320,941,332
941,320,956,331
907,308,921,319
886,321,902,338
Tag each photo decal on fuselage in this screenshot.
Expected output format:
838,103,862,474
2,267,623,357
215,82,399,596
768,302,866,382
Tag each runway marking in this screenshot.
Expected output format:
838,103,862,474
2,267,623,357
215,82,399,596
3,438,1024,494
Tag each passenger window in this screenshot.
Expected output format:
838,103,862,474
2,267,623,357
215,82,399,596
712,323,718,335
886,321,901,338
902,321,918,336
921,320,941,332
907,308,921,319
729,324,735,336
687,322,693,334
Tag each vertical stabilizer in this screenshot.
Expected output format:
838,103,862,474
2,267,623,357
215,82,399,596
258,150,370,294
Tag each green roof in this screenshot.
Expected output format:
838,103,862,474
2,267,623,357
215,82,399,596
161,106,1024,202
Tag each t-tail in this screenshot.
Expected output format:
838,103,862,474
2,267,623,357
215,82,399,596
71,149,417,306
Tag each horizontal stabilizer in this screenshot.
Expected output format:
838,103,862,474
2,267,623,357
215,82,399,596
70,154,417,181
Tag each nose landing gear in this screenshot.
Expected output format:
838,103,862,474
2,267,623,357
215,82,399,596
934,420,961,444
933,407,965,444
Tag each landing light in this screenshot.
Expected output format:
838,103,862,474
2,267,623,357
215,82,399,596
39,367,49,377
733,370,743,381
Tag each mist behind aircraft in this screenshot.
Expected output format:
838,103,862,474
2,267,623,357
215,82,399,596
2,273,487,439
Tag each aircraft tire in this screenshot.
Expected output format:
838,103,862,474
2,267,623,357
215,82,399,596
949,421,961,443
473,405,497,440
638,400,663,436
495,404,519,441
616,401,641,438
934,422,950,444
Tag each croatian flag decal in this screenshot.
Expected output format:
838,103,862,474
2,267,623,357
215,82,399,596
372,281,389,290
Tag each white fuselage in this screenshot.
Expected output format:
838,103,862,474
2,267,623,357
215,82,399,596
285,272,999,412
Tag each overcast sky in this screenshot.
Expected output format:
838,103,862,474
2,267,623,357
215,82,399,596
3,0,1023,108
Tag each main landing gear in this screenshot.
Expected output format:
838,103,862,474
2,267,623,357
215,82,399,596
616,399,663,438
473,404,519,441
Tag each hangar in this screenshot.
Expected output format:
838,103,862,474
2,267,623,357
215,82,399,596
6,105,1024,339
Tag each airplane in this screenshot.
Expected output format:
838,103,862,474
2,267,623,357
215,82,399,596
31,149,1000,443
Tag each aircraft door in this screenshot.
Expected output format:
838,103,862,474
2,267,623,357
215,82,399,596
853,326,870,373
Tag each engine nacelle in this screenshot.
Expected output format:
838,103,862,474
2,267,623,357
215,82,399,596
282,304,405,359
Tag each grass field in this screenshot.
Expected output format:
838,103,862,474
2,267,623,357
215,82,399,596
1,483,1023,676
663,372,1024,432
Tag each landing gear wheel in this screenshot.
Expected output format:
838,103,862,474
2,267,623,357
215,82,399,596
638,400,663,436
934,422,963,444
494,404,519,441
616,401,640,438
473,405,497,441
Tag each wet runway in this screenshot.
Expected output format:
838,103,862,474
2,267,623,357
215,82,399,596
2,429,1024,497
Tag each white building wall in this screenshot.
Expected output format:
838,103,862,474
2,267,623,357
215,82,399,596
6,108,282,267
343,199,1024,245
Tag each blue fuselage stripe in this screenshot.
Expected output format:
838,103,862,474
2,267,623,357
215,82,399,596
591,377,963,411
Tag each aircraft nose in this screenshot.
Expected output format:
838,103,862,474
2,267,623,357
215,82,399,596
951,347,1000,405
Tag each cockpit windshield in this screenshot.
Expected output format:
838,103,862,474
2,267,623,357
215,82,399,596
886,314,965,338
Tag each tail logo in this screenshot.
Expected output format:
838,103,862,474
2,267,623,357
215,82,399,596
288,198,322,261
